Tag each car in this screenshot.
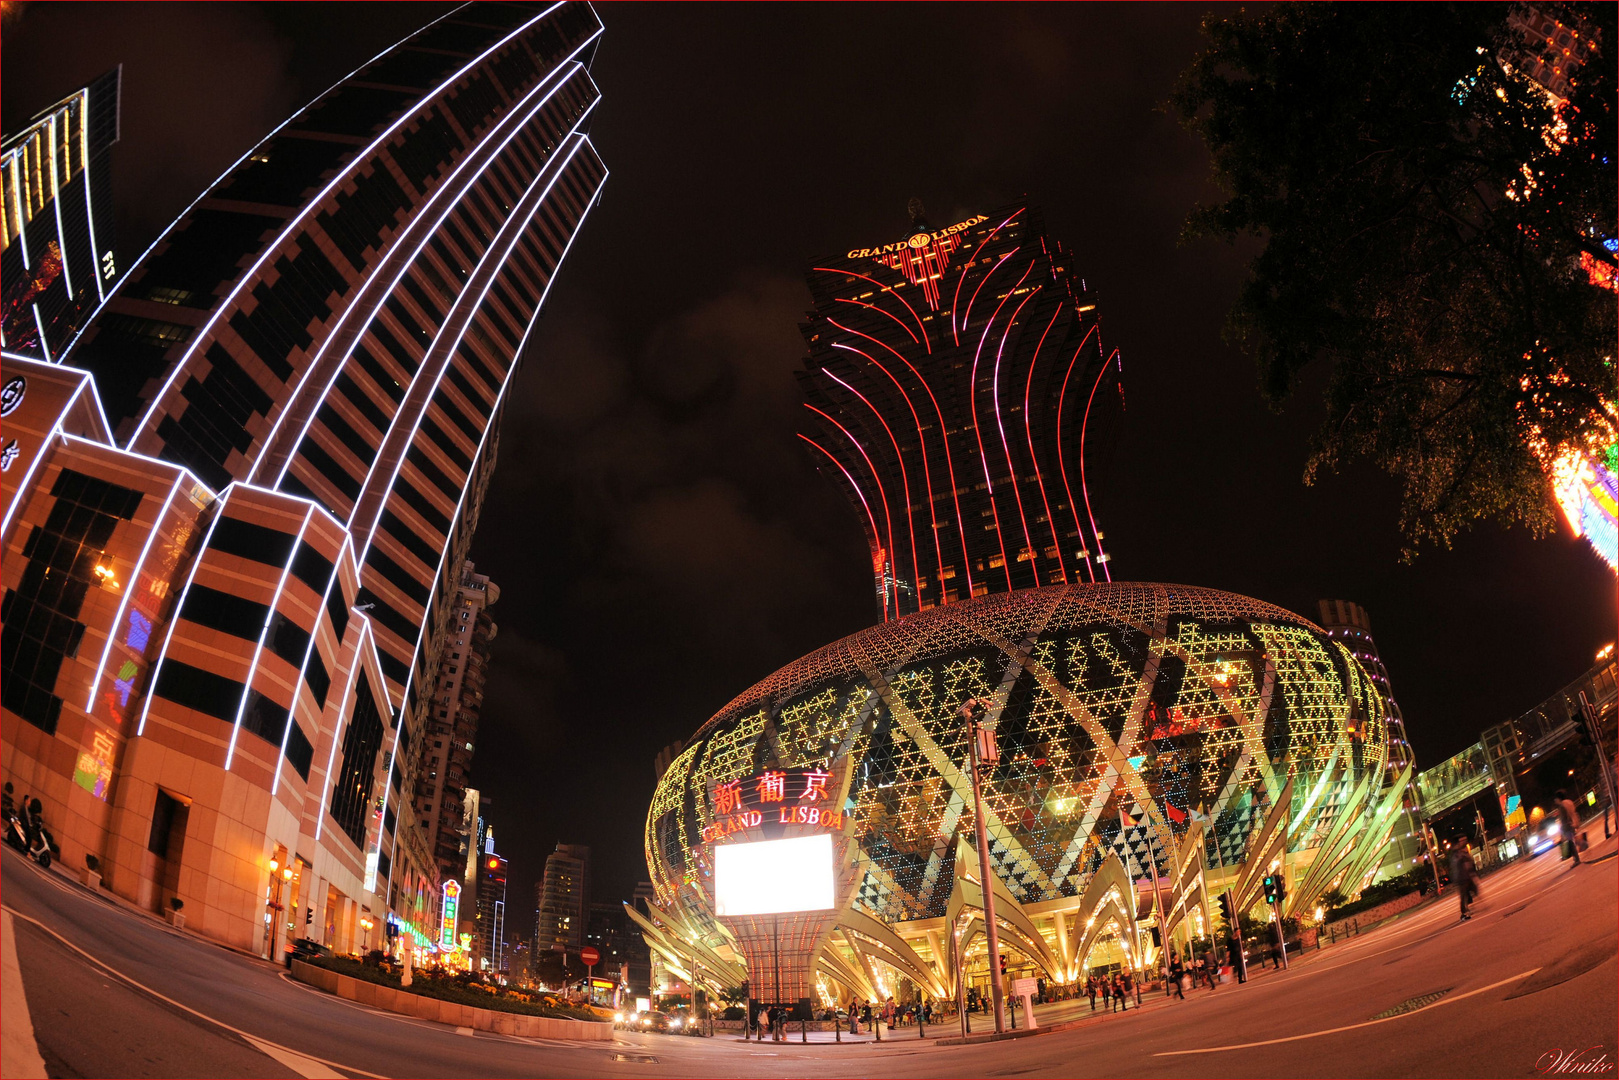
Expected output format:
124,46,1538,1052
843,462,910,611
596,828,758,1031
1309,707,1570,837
623,1010,689,1034
284,937,331,968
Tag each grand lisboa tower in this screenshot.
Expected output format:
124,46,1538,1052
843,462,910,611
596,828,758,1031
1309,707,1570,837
634,205,1413,1013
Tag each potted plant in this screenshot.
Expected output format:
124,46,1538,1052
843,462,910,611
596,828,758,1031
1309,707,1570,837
83,854,101,891
167,896,185,930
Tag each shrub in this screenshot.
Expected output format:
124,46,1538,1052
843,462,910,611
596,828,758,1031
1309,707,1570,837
299,955,606,1022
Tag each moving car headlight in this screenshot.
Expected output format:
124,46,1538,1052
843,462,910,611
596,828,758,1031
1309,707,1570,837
614,1012,624,1022
669,1018,681,1028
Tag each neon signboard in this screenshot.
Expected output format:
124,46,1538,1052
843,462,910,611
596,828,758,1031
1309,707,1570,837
441,880,461,950
702,767,844,844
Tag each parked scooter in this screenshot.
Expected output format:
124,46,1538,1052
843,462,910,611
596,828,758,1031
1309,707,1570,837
6,795,57,868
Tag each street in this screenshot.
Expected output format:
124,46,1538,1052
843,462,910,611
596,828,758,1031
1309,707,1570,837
3,841,1614,1078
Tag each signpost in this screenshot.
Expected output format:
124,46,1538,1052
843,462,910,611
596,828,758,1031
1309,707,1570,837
1012,976,1038,1030
581,945,600,1003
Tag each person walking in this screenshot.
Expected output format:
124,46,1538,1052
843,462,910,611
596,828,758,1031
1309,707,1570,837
1087,975,1098,1011
1555,790,1583,866
1169,956,1185,1000
1112,973,1126,1012
849,1001,859,1035
1448,842,1476,920
1101,975,1113,1012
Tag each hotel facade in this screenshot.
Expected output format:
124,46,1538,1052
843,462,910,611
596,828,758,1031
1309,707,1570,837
1,1,606,961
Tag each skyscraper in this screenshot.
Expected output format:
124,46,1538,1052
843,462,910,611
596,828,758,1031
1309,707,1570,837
534,842,589,955
799,203,1119,619
414,561,498,881
1,2,606,959
1,67,122,363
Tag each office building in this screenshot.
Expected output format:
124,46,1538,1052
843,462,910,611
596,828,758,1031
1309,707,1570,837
1,1,607,959
1,67,121,362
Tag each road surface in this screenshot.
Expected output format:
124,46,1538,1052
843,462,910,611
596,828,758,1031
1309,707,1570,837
2,841,1613,1077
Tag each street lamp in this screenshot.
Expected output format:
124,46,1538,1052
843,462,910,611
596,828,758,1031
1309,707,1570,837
960,697,1007,1034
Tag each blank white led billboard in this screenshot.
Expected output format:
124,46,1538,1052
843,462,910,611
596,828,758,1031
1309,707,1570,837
713,833,835,917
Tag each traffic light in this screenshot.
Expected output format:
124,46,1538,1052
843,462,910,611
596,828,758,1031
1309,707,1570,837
1262,874,1279,905
1276,876,1287,904
1217,891,1237,927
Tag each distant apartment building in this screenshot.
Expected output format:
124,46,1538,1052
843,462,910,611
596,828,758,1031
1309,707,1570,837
534,842,589,954
413,561,498,881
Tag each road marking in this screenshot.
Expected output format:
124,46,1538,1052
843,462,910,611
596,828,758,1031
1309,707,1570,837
245,1035,347,1078
1154,968,1540,1055
1,910,48,1080
1,905,386,1079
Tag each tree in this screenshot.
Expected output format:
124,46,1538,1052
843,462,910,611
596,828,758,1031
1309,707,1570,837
1173,3,1615,555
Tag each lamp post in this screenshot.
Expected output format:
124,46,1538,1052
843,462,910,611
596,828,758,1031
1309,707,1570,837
960,697,1006,1033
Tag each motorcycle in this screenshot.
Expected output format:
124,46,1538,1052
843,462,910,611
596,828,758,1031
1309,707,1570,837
6,799,57,868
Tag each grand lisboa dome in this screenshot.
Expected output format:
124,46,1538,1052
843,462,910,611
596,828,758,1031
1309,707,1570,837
638,582,1406,1003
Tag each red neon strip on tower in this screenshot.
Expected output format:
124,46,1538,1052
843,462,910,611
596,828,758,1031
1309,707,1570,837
1055,323,1101,583
969,262,1035,593
811,267,929,353
992,283,1044,588
834,297,919,344
1025,302,1069,584
816,372,919,615
825,347,935,609
799,433,887,609
1080,348,1119,581
804,403,896,620
950,208,1024,346
825,318,967,600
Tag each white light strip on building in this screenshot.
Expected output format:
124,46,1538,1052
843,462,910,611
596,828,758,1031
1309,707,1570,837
314,611,375,845
271,529,354,796
124,4,570,447
354,126,595,560
369,147,606,884
0,372,92,540
83,473,186,711
224,501,317,771
265,48,599,489
56,2,550,366
135,482,240,737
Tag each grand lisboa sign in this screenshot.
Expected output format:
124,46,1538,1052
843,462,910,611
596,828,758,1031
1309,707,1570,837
634,582,1413,1007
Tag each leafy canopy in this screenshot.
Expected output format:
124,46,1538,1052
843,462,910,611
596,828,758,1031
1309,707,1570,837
1173,3,1615,555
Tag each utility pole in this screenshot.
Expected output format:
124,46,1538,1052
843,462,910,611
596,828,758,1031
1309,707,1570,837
961,698,1006,1033
1580,692,1615,838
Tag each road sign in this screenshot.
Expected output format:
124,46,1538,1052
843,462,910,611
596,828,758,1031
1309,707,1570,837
1012,977,1037,997
580,946,600,966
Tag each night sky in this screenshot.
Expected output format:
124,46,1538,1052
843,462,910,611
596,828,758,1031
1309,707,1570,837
6,3,1613,915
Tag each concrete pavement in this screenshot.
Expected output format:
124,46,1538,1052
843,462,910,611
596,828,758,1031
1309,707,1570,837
2,842,1614,1077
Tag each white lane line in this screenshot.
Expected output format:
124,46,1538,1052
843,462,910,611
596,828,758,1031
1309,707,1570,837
245,1035,347,1079
1,910,49,1080
1154,968,1540,1055
1,905,384,1079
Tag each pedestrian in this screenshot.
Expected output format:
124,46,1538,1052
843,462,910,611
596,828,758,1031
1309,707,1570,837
849,1001,859,1035
1087,975,1097,1011
1,781,14,825
861,1001,872,1031
1100,975,1112,1012
1169,956,1185,1000
1554,789,1583,866
1448,842,1475,920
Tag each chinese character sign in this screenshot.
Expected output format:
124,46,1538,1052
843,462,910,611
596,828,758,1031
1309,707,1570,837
703,767,845,844
441,881,460,950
